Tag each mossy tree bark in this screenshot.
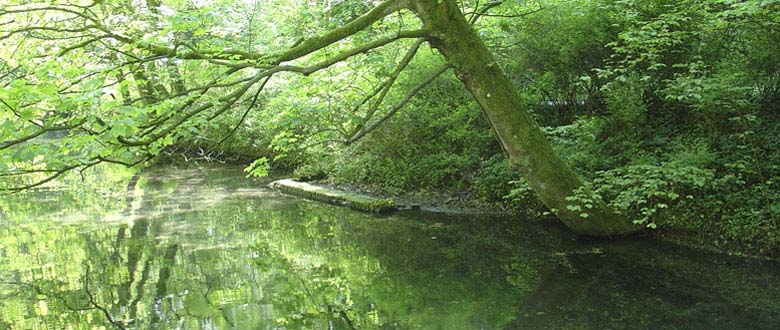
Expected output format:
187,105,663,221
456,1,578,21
407,0,641,236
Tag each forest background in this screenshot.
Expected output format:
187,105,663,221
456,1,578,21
1,0,779,255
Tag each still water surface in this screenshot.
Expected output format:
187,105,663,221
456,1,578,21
1,165,779,329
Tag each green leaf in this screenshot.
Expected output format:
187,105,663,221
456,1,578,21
245,157,269,178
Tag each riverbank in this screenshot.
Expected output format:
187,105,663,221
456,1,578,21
154,158,777,259
311,180,513,216
290,177,779,260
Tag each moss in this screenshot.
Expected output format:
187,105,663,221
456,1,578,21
269,179,397,214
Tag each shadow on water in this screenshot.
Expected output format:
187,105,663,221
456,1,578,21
0,164,779,329
506,238,780,330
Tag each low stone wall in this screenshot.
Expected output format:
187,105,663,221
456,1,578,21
269,179,397,213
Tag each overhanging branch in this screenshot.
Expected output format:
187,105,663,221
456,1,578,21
86,0,410,65
0,119,86,151
347,38,425,138
347,64,451,144
272,30,429,75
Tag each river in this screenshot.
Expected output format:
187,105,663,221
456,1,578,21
1,165,778,329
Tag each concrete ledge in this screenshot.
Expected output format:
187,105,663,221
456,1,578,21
269,179,397,213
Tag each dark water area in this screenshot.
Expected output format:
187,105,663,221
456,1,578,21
1,165,779,329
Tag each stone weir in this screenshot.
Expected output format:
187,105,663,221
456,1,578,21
269,179,399,213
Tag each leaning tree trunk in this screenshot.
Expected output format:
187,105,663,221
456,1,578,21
409,0,640,236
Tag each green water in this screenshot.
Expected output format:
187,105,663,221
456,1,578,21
1,165,779,330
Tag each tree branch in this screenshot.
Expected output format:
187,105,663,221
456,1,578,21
78,0,409,65
275,0,410,63
271,30,429,75
119,73,266,147
347,64,451,144
468,0,505,25
209,76,273,150
0,119,86,150
347,38,425,138
0,163,93,193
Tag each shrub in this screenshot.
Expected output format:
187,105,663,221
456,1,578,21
567,162,714,229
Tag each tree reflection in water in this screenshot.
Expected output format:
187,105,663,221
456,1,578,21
1,165,779,329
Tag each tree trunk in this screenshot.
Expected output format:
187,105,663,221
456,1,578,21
409,0,641,236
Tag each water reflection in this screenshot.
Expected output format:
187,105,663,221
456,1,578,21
0,165,779,329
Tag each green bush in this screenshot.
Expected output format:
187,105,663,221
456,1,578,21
567,163,714,229
471,155,515,203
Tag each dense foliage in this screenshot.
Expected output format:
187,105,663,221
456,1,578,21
1,0,779,254
276,0,780,255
